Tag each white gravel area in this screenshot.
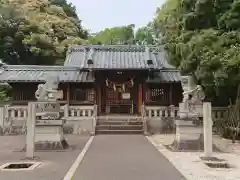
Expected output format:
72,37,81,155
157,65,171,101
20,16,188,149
147,134,240,180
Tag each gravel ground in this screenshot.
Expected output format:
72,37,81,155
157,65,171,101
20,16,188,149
149,133,240,154
148,134,240,180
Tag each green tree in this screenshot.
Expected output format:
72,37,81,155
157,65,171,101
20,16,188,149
0,0,89,65
135,25,155,45
153,0,240,104
89,24,135,45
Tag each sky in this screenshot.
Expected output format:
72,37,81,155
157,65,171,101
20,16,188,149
67,0,166,33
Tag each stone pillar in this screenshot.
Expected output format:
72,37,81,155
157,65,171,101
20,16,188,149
203,102,212,157
26,102,36,159
0,107,5,130
64,104,69,118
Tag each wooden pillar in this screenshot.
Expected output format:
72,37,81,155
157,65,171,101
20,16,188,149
144,84,150,103
170,83,173,105
67,83,70,105
138,84,143,114
97,86,101,114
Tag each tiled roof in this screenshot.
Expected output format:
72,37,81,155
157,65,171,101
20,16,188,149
0,65,94,82
64,45,175,69
147,70,182,83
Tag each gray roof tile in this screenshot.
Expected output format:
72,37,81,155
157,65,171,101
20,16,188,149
147,70,182,83
64,45,175,69
0,65,94,82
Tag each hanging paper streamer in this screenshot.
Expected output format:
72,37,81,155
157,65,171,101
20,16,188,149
105,77,135,92
106,79,109,87
122,84,125,92
131,79,134,86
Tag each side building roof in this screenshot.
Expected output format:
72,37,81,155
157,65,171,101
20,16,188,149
146,69,182,83
0,65,94,83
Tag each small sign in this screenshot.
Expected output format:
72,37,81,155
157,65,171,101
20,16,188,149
122,93,130,99
35,102,60,118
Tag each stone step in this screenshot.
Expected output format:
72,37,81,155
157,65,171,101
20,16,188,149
95,129,144,135
96,124,143,131
97,120,143,126
97,116,142,121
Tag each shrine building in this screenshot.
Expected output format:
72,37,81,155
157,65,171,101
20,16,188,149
0,44,182,115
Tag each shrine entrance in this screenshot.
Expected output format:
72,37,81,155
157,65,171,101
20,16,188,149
102,74,138,114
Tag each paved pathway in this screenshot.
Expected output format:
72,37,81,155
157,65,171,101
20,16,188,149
72,135,186,180
0,135,89,180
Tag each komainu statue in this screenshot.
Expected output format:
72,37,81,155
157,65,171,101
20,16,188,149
35,76,62,101
180,76,205,116
170,75,208,151
183,85,205,104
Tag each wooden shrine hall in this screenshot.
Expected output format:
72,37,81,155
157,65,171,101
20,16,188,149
0,45,182,115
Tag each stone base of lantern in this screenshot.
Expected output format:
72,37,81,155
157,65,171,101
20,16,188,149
34,126,69,150
170,118,204,151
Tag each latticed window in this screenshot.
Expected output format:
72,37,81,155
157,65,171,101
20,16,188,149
151,88,165,102
72,88,95,103
145,86,170,105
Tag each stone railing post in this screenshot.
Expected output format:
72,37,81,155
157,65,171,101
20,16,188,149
26,102,36,159
64,104,69,118
91,105,98,136
0,107,5,131
203,102,213,157
170,105,175,118
142,104,148,135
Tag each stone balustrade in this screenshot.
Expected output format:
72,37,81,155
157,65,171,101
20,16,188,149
142,105,229,134
66,105,96,120
0,104,229,135
0,104,97,135
142,105,229,121
143,105,179,119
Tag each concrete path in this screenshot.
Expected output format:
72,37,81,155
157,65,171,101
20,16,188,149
72,135,186,180
0,135,89,180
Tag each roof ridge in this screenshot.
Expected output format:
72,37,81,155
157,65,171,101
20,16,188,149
4,65,81,71
68,44,164,52
160,69,180,72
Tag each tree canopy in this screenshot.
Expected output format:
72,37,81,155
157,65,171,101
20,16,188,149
88,24,157,45
0,0,89,65
151,0,240,104
88,24,135,45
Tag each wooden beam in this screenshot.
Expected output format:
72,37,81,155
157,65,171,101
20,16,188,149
170,83,173,105
97,86,101,114
67,83,70,105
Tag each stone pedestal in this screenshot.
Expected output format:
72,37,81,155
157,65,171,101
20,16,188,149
34,120,69,150
171,118,204,151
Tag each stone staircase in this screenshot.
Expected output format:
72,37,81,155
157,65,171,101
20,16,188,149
95,115,144,134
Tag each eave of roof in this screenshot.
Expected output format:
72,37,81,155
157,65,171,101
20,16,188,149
146,69,182,83
0,65,95,83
